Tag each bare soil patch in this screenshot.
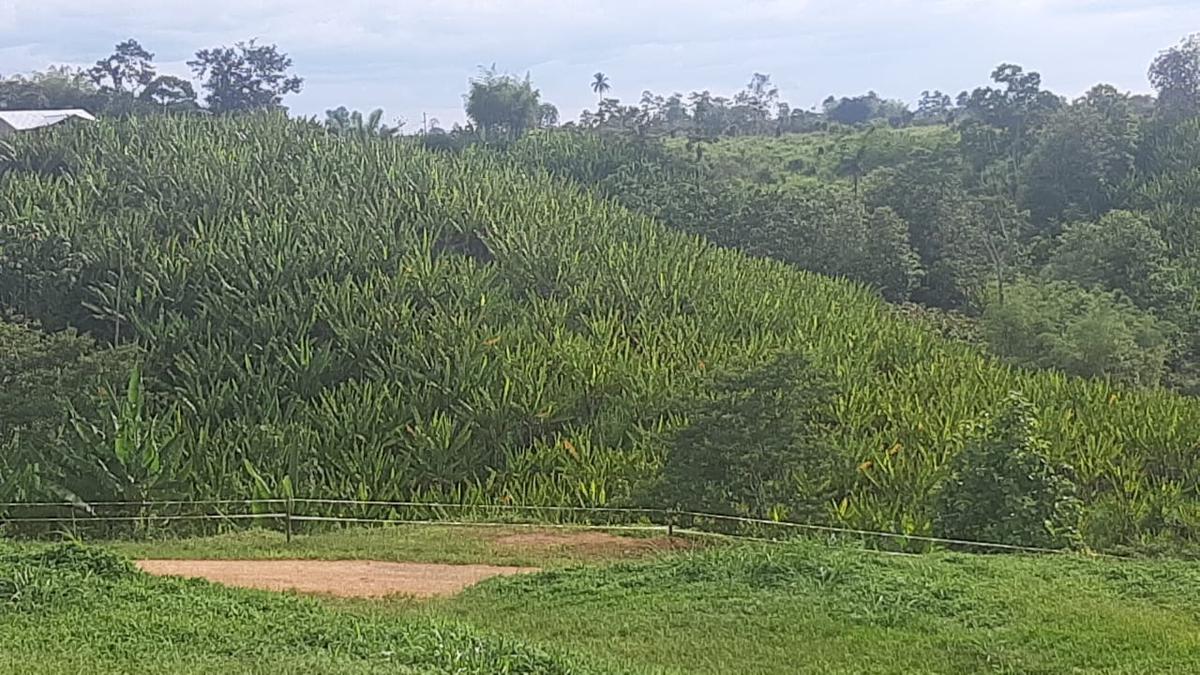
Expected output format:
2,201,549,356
137,559,537,598
489,530,696,558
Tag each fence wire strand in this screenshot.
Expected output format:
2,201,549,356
292,499,664,515
674,510,1082,556
1,513,286,524
290,515,668,532
0,499,287,508
0,498,1120,557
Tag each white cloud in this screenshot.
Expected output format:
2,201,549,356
1,0,1196,122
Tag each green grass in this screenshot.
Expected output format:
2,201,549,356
0,542,612,675
99,526,1200,674
106,525,693,568
409,542,1200,674
661,125,956,186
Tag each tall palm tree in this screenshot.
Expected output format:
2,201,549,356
591,72,611,103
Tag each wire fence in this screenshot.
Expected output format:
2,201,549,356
0,497,1120,558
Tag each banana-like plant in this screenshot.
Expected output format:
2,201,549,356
66,364,186,526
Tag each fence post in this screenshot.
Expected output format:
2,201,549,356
666,507,675,538
285,497,293,544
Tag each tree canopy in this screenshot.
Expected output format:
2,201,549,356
464,67,546,140
188,40,303,113
88,39,157,94
1150,33,1200,119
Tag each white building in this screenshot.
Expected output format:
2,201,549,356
0,109,96,137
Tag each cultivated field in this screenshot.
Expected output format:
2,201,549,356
3,116,1199,553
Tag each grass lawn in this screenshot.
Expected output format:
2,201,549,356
0,542,607,675
403,543,1200,674
92,526,1200,674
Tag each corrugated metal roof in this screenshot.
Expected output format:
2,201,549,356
0,109,96,131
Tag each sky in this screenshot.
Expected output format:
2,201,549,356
0,0,1196,128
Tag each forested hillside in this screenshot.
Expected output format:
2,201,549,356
506,102,1200,393
2,115,1199,553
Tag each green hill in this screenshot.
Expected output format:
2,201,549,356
1,114,1198,551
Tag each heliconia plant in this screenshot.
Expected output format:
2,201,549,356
0,113,1198,551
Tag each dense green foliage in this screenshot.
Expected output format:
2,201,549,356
5,26,1200,675
9,40,1198,397
653,352,846,521
509,71,1200,392
0,322,131,504
980,279,1170,386
510,132,924,302
0,542,603,674
1150,35,1200,121
465,68,554,141
934,393,1083,548
188,40,303,114
2,115,1199,552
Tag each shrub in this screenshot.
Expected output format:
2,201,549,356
654,351,850,521
980,278,1171,386
934,392,1083,549
0,321,131,505
1047,211,1172,307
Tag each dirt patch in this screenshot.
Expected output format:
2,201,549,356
489,531,696,558
137,559,537,598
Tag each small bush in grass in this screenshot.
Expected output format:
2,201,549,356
1,543,135,579
1,543,135,607
934,392,1083,549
